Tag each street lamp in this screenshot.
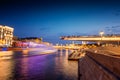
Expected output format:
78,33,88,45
99,31,104,37
99,31,104,46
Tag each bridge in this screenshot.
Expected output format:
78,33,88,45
60,36,120,42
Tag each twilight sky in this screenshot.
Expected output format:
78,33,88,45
0,0,120,44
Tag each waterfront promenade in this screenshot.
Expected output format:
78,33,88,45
79,46,120,80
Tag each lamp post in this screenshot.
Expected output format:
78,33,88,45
99,31,104,37
99,31,104,46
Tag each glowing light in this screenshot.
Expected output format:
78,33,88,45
0,51,13,59
22,50,29,55
99,31,104,37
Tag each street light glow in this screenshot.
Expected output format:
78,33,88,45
99,31,104,37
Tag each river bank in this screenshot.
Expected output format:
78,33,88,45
0,46,56,50
0,47,58,53
0,47,22,51
0,47,41,51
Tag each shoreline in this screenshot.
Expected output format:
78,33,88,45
0,47,58,58
0,47,41,51
0,47,57,52
0,47,23,51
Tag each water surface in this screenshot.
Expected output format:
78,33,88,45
0,49,78,80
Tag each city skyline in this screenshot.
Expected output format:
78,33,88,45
1,0,120,44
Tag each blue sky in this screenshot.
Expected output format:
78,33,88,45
0,0,120,44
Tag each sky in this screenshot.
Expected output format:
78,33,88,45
0,0,120,44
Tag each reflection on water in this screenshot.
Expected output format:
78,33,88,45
0,57,14,80
22,50,29,55
0,49,78,80
0,51,14,60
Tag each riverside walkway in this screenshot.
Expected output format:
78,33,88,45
79,46,120,80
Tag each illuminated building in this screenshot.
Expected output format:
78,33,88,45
0,25,14,47
13,37,42,47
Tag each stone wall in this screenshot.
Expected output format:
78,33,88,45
79,51,120,80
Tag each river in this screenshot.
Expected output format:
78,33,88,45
0,49,78,80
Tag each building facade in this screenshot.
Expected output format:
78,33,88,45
0,25,14,47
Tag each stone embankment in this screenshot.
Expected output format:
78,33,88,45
79,47,120,80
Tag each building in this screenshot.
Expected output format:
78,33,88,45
0,25,14,47
12,37,42,47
